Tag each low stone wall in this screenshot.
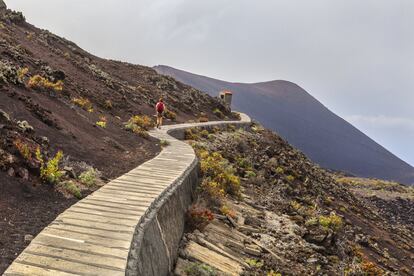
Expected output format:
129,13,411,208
127,118,251,276
126,155,199,275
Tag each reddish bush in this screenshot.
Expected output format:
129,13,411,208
187,204,214,230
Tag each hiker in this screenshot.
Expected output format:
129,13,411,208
155,98,165,129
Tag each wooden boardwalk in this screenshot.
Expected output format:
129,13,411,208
4,114,250,276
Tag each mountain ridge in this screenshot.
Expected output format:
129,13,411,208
154,65,414,185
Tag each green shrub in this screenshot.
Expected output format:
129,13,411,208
96,121,106,128
28,75,63,92
14,139,32,161
200,129,209,138
164,109,177,121
125,115,154,131
246,259,264,268
227,124,236,131
125,115,154,138
245,170,257,178
185,127,200,140
72,97,93,113
305,217,319,227
197,150,241,201
61,181,82,199
187,204,214,230
267,271,282,276
286,175,295,182
17,67,29,83
185,263,218,276
290,200,302,211
96,117,107,128
220,204,236,218
79,168,97,187
211,126,221,133
232,112,241,120
318,213,343,231
251,124,264,133
213,108,225,119
237,158,251,169
36,147,64,184
275,167,284,175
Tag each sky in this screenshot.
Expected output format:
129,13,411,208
7,0,414,166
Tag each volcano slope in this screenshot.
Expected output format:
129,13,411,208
175,125,414,275
0,4,234,273
154,65,414,186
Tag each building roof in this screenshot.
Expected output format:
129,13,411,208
220,90,233,95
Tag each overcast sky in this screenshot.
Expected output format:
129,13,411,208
7,0,414,165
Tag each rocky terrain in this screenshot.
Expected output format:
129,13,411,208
175,125,414,275
0,2,234,273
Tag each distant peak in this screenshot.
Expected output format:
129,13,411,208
154,65,298,87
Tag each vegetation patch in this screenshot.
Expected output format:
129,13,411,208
197,150,241,203
28,75,63,92
78,168,98,187
318,213,343,231
36,148,64,184
72,97,94,112
96,116,107,128
17,67,29,83
104,100,113,109
187,204,214,230
125,115,154,138
246,259,264,268
212,108,225,119
184,263,218,276
220,204,236,218
185,127,200,140
164,109,177,121
232,112,241,120
59,181,82,199
13,139,33,161
244,170,256,178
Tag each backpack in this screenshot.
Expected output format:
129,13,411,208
156,102,165,113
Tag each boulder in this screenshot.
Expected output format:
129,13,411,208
7,167,14,177
0,109,10,122
24,234,34,242
17,120,34,132
63,166,77,179
17,167,29,180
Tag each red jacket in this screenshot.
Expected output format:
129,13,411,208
156,102,165,113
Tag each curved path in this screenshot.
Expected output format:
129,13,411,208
4,113,251,276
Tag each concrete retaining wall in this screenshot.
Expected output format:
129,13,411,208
127,118,251,276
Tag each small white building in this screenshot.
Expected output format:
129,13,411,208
219,90,233,108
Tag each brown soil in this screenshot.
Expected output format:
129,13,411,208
0,6,235,273
0,171,79,273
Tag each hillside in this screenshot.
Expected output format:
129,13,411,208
176,125,414,275
154,65,414,185
0,3,233,273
